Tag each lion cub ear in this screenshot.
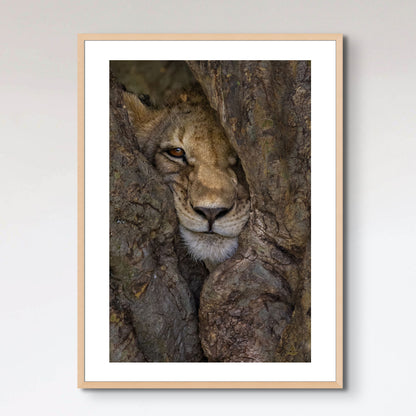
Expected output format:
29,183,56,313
122,91,158,132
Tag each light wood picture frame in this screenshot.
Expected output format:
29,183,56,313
78,34,343,389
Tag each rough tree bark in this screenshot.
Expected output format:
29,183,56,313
109,73,204,362
188,61,311,362
109,60,311,362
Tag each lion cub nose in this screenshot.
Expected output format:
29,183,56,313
193,206,231,230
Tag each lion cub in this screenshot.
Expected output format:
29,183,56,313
123,90,250,269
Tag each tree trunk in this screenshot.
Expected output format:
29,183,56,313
109,72,204,362
188,61,311,362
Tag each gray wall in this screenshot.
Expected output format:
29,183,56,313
1,0,415,414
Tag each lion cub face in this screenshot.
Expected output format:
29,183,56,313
123,91,250,265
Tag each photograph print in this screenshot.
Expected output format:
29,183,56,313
109,60,311,363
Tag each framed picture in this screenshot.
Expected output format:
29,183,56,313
78,34,343,389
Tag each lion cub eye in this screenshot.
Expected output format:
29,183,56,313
167,148,185,158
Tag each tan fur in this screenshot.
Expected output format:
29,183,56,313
123,90,250,265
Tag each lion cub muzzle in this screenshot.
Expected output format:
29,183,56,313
189,164,236,232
